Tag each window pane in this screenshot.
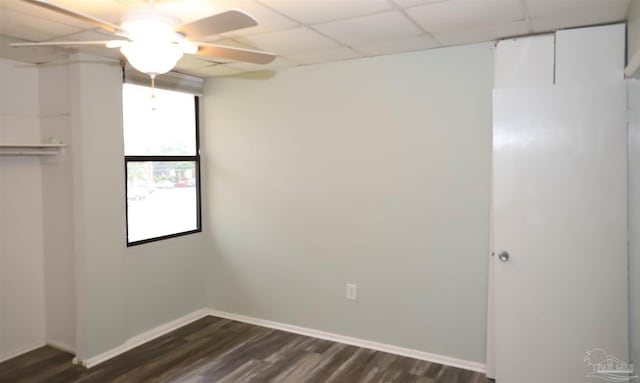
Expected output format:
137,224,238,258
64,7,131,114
122,84,196,156
127,161,199,243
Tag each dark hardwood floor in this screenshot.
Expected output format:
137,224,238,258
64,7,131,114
0,316,489,383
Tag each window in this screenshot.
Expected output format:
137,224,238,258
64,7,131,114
123,84,201,245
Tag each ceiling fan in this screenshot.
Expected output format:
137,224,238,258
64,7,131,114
11,0,277,78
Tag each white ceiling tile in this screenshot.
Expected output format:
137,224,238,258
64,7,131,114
353,34,439,56
225,56,296,70
203,38,260,50
260,0,392,24
530,4,628,33
118,0,298,35
284,46,360,64
219,0,299,37
2,0,109,29
433,19,530,46
13,0,134,25
0,7,83,41
68,43,123,60
43,30,122,59
406,0,525,33
526,0,630,18
392,0,450,7
0,35,69,64
175,53,209,68
175,63,245,77
314,11,422,46
0,0,633,69
238,27,342,55
60,29,116,41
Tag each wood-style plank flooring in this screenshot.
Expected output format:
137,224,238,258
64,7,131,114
0,316,490,383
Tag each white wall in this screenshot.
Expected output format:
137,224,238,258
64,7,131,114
629,0,640,74
628,2,640,372
68,54,206,360
39,61,76,352
203,43,493,363
0,53,207,362
0,58,46,360
629,80,640,374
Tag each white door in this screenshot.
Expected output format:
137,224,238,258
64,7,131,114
492,83,629,383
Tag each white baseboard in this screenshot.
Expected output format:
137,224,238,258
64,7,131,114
75,307,485,373
206,308,486,373
0,341,46,363
46,339,75,354
80,308,209,368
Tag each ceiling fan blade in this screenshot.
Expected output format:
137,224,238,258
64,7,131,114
176,10,258,40
22,0,121,32
11,40,125,47
195,43,276,65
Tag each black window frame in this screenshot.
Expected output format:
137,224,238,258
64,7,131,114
124,96,202,247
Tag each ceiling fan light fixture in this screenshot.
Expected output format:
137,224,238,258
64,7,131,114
11,1,277,76
121,41,183,76
105,40,127,48
121,9,179,42
181,41,199,55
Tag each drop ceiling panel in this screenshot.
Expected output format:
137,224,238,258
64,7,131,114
261,0,392,24
0,0,636,78
392,0,450,7
406,0,525,32
46,30,122,59
176,53,211,69
0,36,68,63
526,0,630,18
530,6,628,33
121,0,298,35
2,0,106,29
175,63,243,77
205,38,259,50
25,0,132,25
0,7,82,41
353,34,439,56
284,47,360,65
226,56,295,70
218,0,299,37
433,19,530,46
314,11,422,46
60,28,116,41
238,27,342,55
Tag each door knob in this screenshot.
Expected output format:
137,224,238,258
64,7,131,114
498,251,510,262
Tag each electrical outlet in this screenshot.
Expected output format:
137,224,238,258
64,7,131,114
346,283,357,300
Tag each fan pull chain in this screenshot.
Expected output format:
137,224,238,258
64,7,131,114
150,75,157,111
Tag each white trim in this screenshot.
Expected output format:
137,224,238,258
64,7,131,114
80,308,209,368
0,341,46,363
206,309,486,373
626,50,640,78
46,339,75,354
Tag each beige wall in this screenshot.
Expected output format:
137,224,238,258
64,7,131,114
203,43,493,363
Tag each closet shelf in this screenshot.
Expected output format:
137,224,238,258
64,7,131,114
0,142,66,156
